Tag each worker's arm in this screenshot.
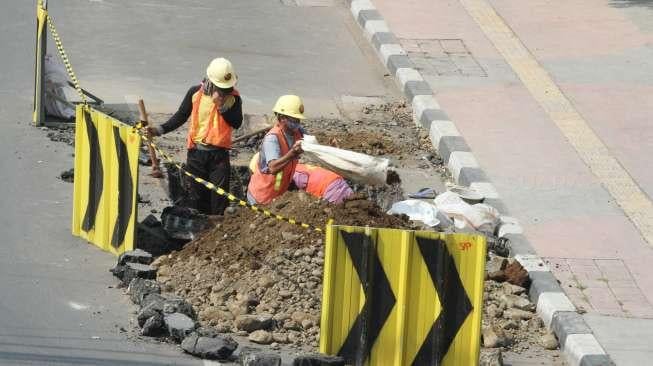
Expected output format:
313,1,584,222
267,141,302,174
221,95,243,129
149,86,196,136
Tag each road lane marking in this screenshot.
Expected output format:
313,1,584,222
459,0,653,246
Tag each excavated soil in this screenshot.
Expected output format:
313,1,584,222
153,192,412,351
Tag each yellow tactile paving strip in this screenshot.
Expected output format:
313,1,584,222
459,0,653,246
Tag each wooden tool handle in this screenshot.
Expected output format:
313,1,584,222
137,99,164,178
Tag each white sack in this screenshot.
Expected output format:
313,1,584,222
388,200,441,227
433,191,500,231
44,54,75,119
300,135,389,186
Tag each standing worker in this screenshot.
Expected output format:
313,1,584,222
147,57,242,215
292,164,353,204
247,95,305,205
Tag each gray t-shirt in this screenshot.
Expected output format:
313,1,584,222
258,130,300,173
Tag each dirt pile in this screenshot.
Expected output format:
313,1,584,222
152,192,411,351
481,255,560,363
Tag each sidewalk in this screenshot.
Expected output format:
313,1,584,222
365,0,653,364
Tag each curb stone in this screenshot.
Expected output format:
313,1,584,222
346,0,614,365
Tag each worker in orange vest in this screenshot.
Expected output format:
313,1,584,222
147,58,242,215
293,164,353,204
247,95,305,205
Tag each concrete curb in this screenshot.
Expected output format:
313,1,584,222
347,0,615,365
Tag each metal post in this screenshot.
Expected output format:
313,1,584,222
33,0,48,126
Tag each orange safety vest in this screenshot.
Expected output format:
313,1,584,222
294,164,342,198
186,85,240,149
248,125,303,204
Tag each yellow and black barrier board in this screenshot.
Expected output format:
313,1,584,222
33,0,48,126
320,226,486,366
72,105,140,256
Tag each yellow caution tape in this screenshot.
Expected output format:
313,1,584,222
136,125,323,233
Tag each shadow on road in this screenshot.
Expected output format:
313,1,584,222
610,0,653,8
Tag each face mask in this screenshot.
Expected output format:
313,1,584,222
287,121,301,131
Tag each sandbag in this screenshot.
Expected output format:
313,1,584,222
300,135,389,186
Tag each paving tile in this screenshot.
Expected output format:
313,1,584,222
608,279,638,288
580,279,610,289
430,57,460,75
418,39,447,57
611,286,648,302
565,258,596,267
400,38,422,53
440,39,467,54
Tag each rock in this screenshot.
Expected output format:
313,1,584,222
282,232,302,241
181,332,238,360
141,312,166,337
540,332,559,350
248,330,273,344
237,292,260,307
292,354,345,366
258,275,275,288
501,320,519,330
485,303,502,319
163,297,196,320
482,327,509,348
501,282,526,295
301,319,315,329
120,263,156,285
486,255,508,274
118,249,154,266
479,349,503,366
504,261,530,288
137,295,166,327
200,307,233,322
127,278,161,305
228,301,250,317
235,314,274,332
164,313,196,343
487,270,507,282
109,264,126,280
291,311,312,324
500,294,535,312
503,308,534,321
528,316,544,331
283,320,301,330
60,168,74,183
279,290,292,299
272,332,289,344
240,351,282,366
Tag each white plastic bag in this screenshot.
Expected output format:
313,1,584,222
300,135,389,186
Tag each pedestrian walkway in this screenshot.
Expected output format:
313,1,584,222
369,0,653,364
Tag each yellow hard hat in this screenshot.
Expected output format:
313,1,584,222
272,95,306,120
206,57,237,88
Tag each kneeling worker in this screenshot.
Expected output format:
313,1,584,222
148,57,242,215
293,164,353,204
247,95,305,205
